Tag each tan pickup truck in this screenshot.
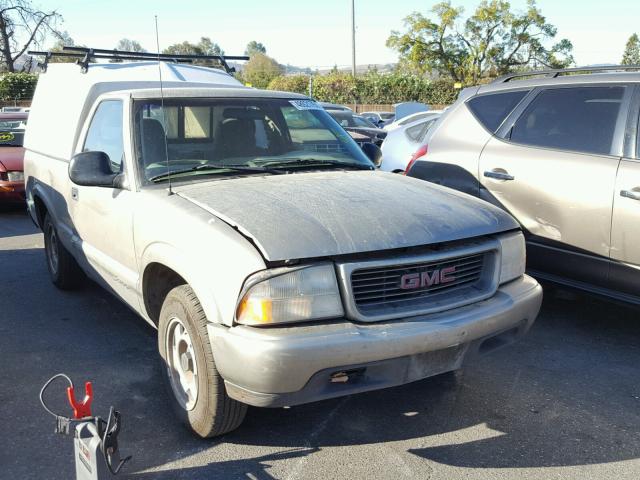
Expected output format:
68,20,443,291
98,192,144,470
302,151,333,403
24,53,541,438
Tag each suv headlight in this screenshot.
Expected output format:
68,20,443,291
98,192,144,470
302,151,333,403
236,264,344,326
7,171,24,182
498,232,526,284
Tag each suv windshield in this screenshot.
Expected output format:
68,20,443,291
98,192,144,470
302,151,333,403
0,117,27,147
133,98,373,183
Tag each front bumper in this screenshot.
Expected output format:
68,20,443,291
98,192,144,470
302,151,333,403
209,274,542,407
0,180,25,203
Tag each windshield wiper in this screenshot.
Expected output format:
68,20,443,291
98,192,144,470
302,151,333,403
149,163,285,183
258,158,374,171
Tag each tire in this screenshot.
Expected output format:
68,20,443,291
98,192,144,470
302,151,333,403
158,285,247,438
42,213,84,290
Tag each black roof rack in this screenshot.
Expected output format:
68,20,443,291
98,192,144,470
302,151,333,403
27,46,249,74
492,64,640,84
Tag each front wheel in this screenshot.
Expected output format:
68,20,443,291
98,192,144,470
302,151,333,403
158,285,247,438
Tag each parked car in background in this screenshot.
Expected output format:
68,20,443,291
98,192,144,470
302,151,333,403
317,102,352,111
406,66,640,304
381,112,441,172
0,112,28,205
384,110,442,131
325,109,387,146
361,111,395,127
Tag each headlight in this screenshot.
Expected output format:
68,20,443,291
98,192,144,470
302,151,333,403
7,171,24,182
236,264,344,326
498,232,526,284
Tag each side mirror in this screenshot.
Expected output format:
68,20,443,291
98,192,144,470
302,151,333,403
69,151,119,187
361,142,383,168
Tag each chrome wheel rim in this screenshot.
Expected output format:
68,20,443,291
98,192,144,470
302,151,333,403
165,317,199,411
45,223,59,275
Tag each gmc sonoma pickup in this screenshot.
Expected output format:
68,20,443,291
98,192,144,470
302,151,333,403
23,55,542,437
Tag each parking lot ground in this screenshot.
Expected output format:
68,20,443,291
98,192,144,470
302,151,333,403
1,208,640,480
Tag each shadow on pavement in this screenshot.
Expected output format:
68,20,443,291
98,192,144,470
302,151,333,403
129,448,318,479
2,237,639,477
0,207,35,239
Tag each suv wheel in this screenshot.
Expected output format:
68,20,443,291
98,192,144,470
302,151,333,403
158,285,247,437
43,213,84,290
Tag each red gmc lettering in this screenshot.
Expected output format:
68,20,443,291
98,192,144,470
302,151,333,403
399,266,457,290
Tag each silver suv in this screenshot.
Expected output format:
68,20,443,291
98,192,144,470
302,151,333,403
407,66,640,305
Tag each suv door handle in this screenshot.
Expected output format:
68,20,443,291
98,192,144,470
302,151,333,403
484,170,515,181
620,189,640,201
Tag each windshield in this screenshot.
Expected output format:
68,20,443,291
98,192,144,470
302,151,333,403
134,98,373,183
328,111,376,129
0,118,27,146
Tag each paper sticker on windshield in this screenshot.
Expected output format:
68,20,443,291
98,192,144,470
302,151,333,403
0,132,14,142
289,100,322,111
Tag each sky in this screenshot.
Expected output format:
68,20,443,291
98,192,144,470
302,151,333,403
33,0,640,69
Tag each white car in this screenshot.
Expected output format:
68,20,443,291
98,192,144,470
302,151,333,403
384,110,442,131
380,112,442,172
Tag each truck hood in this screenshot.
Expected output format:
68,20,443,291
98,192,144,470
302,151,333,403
175,171,518,262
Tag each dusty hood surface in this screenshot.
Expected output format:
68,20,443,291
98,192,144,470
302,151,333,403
176,171,518,262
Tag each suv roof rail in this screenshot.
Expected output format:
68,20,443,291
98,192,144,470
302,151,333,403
492,64,640,84
27,46,249,74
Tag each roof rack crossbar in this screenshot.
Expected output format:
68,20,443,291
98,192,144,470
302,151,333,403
28,47,249,74
492,64,640,83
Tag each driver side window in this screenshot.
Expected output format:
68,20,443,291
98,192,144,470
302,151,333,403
84,100,124,173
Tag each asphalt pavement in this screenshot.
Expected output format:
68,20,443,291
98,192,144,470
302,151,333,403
1,207,639,479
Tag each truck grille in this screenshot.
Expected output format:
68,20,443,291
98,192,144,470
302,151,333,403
338,243,499,322
352,253,484,308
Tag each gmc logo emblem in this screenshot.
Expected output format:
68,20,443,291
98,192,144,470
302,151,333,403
399,266,457,290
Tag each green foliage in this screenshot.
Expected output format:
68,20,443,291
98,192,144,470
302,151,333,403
245,41,266,57
0,73,38,100
242,53,284,89
387,0,574,84
267,72,458,106
267,75,310,95
115,38,146,53
49,31,80,64
163,37,224,66
622,33,640,65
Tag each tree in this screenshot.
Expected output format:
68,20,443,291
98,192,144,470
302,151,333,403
163,37,224,66
387,0,573,84
164,37,223,57
242,53,283,88
245,40,266,57
0,0,62,72
115,38,146,53
47,30,78,63
622,33,640,65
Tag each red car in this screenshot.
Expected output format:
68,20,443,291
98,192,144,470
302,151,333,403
0,112,28,204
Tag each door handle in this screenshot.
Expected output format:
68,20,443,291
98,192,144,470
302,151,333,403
620,189,640,201
484,170,515,181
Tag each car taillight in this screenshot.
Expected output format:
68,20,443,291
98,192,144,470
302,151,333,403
404,145,428,175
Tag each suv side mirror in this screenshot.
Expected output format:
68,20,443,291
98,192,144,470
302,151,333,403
361,142,383,168
69,151,119,187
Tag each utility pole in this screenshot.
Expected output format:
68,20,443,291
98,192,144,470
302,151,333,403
351,0,356,76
